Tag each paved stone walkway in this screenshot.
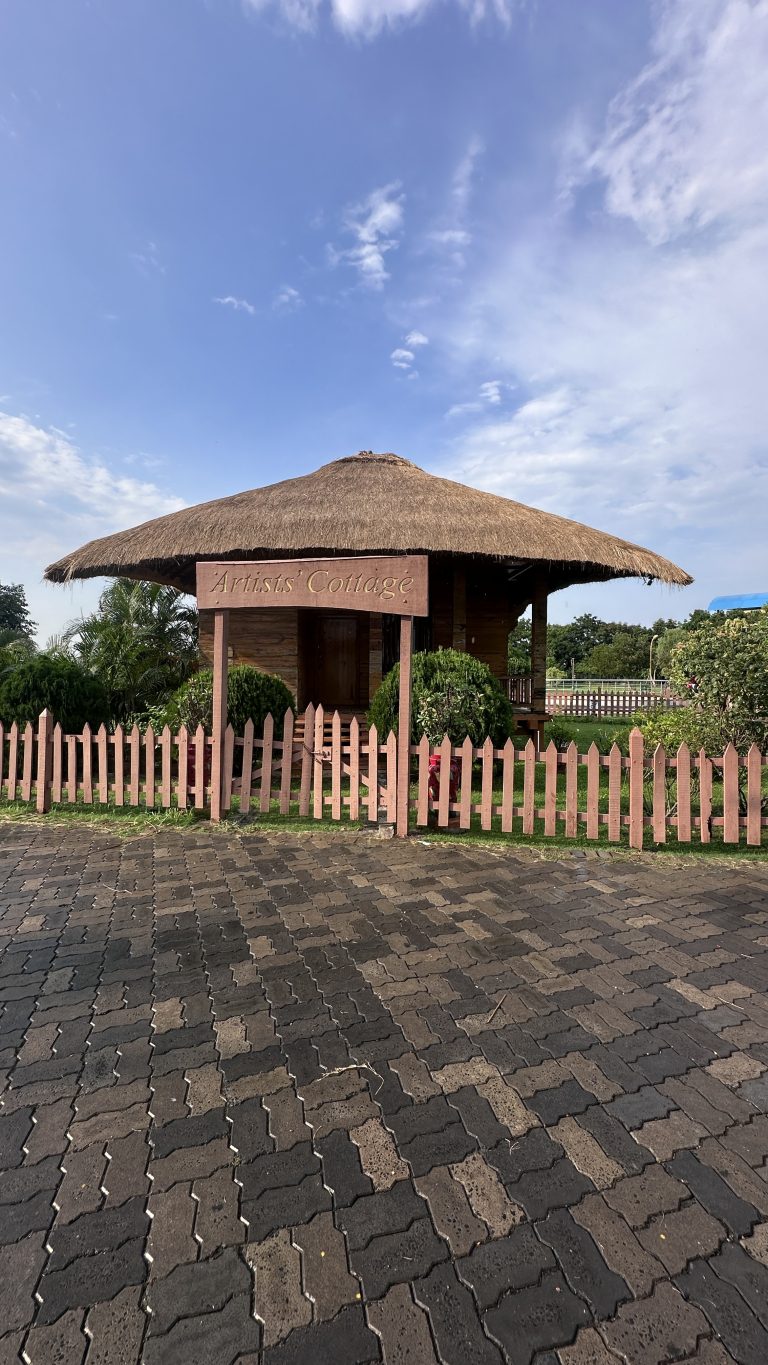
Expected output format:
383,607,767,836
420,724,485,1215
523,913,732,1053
2,825,768,1364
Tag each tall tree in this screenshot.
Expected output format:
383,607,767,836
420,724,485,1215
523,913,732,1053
65,579,198,721
0,582,36,647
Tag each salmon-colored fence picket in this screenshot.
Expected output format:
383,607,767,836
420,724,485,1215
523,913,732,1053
408,732,768,848
1,712,766,848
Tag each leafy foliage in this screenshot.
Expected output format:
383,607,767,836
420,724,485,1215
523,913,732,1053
160,665,294,737
507,620,531,674
0,582,36,642
635,704,719,755
666,609,768,751
0,654,109,732
369,648,514,746
65,579,198,722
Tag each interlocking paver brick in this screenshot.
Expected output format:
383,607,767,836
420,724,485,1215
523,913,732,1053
350,1117,409,1189
315,1128,374,1205
741,1219,768,1266
577,1104,654,1175
144,1244,249,1334
337,1180,429,1250
21,1308,88,1365
667,1148,761,1236
146,1182,198,1273
46,1196,149,1270
556,1326,624,1364
547,1117,624,1189
36,1237,148,1325
696,1136,768,1214
262,1304,379,1365
192,1165,246,1249
142,1291,261,1365
247,1227,313,1345
292,1210,358,1319
450,1152,523,1236
484,1268,591,1365
414,1262,503,1365
573,1194,664,1296
415,1165,488,1255
605,1085,676,1130
603,1165,688,1226
537,1207,630,1317
0,1232,48,1334
601,1281,711,1365
350,1215,449,1299
456,1224,554,1307
4,823,768,1364
675,1257,768,1365
367,1283,440,1365
634,1109,707,1161
637,1202,726,1273
711,1240,768,1329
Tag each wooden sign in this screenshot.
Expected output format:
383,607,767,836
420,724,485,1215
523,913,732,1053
197,555,428,617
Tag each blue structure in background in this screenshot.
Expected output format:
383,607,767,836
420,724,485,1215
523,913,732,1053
708,593,768,612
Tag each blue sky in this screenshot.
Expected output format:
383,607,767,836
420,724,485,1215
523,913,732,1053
2,0,767,641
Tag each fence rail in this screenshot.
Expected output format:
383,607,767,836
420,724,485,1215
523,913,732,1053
504,676,680,716
545,688,681,718
1,709,766,849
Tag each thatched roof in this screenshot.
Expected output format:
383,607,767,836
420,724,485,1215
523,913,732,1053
45,451,691,594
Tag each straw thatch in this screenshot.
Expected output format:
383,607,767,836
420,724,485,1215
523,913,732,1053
45,451,691,592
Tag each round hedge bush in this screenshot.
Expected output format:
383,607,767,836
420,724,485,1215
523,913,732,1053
0,654,110,733
161,665,295,737
368,648,514,747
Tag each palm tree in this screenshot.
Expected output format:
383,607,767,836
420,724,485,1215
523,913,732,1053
65,579,198,721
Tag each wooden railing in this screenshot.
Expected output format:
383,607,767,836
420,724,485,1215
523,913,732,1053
504,675,681,717
2,709,766,849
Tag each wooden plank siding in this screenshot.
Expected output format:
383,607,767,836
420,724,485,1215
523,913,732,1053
198,555,529,714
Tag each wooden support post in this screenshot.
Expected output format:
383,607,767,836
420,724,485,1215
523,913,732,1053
396,615,414,838
35,708,53,814
531,578,548,736
210,608,229,822
452,562,466,651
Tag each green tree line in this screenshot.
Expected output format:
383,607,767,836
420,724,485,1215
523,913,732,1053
508,609,747,680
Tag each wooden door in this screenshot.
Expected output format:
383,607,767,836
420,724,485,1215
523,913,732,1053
307,614,359,708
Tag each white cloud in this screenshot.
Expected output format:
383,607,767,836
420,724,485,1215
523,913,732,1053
582,0,768,245
432,0,768,617
405,330,429,347
244,0,517,40
214,294,256,315
131,241,165,276
332,183,404,289
425,137,484,270
447,379,504,417
273,284,303,311
0,410,185,641
391,348,415,369
452,134,484,211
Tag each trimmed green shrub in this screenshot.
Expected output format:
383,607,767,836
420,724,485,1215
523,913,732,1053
368,648,514,746
541,718,575,752
0,654,109,732
161,665,295,737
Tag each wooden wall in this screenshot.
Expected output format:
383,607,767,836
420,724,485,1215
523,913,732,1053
199,607,300,701
198,555,531,709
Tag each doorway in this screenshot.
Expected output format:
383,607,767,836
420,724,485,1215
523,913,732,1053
300,611,364,709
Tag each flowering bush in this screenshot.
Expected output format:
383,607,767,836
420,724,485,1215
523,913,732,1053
666,609,768,751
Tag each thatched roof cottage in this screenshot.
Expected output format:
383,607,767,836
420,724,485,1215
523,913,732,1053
46,450,691,726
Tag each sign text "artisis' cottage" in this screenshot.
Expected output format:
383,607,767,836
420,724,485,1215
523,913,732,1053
196,555,429,617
